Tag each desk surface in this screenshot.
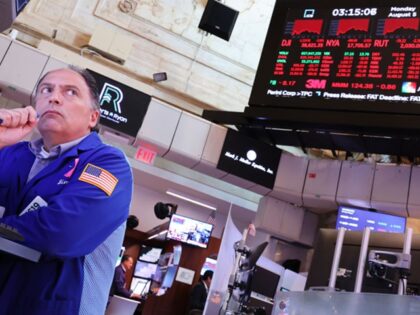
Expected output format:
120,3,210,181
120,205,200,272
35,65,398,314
273,291,420,315
0,236,41,262
106,295,140,315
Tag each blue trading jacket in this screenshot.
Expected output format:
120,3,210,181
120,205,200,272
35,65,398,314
0,132,133,315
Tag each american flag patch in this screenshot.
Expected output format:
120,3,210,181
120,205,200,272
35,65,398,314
79,164,118,196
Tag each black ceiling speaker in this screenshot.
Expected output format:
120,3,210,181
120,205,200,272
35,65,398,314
0,0,30,32
198,0,239,41
127,215,139,229
154,202,178,220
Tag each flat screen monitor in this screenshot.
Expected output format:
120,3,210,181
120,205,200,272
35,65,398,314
172,245,182,265
217,129,281,189
161,265,178,289
138,246,162,263
250,266,281,299
134,261,158,279
306,229,420,294
87,69,151,137
249,0,420,116
167,214,214,249
200,257,217,275
336,206,406,233
130,277,151,295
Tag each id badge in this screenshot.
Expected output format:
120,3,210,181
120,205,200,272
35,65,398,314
20,196,48,216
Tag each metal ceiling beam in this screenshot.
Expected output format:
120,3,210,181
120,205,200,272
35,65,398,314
202,107,420,157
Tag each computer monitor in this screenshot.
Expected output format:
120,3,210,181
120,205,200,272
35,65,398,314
200,257,217,276
134,261,158,279
161,265,178,289
250,266,281,299
138,246,162,263
172,245,182,265
306,229,420,294
130,277,151,296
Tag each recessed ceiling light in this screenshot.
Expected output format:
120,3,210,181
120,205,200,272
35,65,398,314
166,190,217,211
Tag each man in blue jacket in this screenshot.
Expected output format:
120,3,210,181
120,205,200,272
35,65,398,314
0,66,133,315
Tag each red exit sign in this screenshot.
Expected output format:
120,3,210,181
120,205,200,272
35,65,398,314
135,146,157,165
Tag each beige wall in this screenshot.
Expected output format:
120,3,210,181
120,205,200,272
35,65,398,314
14,0,275,114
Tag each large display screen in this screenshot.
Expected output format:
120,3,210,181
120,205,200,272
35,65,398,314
336,206,406,233
250,0,420,115
217,129,281,189
88,70,151,137
167,214,213,249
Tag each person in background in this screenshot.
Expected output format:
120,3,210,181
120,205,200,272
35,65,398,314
110,255,141,299
188,270,214,314
0,66,133,315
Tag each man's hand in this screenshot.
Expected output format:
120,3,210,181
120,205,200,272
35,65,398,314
130,293,142,300
0,107,37,149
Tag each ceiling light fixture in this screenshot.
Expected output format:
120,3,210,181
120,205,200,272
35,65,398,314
166,190,217,211
147,229,168,240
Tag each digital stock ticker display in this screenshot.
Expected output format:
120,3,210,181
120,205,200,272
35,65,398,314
250,1,420,114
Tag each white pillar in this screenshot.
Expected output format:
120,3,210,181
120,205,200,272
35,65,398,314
328,227,346,290
354,227,371,293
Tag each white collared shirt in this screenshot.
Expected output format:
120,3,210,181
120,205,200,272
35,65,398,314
27,134,90,182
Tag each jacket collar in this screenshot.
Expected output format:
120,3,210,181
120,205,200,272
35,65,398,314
62,132,103,158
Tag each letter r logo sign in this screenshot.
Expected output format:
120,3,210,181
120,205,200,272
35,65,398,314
99,83,124,114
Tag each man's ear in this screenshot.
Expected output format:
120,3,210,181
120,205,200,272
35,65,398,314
89,110,100,128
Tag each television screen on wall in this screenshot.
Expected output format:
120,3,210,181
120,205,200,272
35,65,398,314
88,69,151,137
167,214,213,249
336,206,406,233
217,129,281,189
